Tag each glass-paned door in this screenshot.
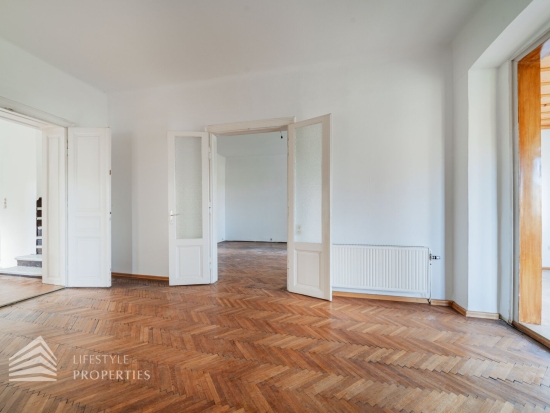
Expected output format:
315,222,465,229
167,131,211,285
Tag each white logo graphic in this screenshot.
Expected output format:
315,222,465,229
9,336,57,381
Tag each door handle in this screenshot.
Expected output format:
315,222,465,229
170,210,180,224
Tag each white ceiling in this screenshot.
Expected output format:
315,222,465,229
217,132,287,158
0,0,482,93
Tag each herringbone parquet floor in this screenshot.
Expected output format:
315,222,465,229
0,241,549,412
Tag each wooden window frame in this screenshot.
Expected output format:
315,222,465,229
518,45,543,324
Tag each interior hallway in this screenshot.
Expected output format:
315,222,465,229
0,243,549,411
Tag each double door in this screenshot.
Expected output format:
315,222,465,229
167,115,332,300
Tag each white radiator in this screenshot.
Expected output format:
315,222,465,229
332,245,431,298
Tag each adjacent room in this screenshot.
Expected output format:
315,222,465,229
216,131,287,290
0,116,62,306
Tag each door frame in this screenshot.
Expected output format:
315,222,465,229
205,117,296,284
0,97,75,287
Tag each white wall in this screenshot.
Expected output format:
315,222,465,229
109,49,452,295
0,38,108,127
467,68,498,313
217,154,226,242
451,0,533,312
225,153,287,242
218,132,287,243
0,119,40,267
542,130,550,267
450,0,550,314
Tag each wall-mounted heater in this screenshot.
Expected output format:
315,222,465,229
332,245,436,299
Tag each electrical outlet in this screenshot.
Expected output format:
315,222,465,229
3,198,6,209
296,225,302,234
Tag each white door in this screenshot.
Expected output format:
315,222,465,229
67,128,111,287
167,131,211,285
287,115,332,300
41,126,67,286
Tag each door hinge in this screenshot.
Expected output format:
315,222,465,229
109,170,111,175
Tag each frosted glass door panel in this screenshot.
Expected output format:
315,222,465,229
294,122,322,243
175,136,203,239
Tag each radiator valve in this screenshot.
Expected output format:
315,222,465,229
430,254,441,261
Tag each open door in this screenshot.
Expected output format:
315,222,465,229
168,131,211,285
42,126,67,286
67,128,111,287
287,114,332,300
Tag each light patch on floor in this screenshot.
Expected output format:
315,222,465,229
0,274,63,308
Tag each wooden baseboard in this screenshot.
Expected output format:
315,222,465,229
451,301,467,316
430,299,453,307
112,272,169,282
451,301,499,320
333,291,429,304
332,294,494,317
466,310,500,320
512,321,550,349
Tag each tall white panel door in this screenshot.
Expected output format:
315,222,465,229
41,126,67,286
67,128,111,287
287,115,332,300
167,131,211,285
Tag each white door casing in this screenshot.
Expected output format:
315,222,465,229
287,114,332,300
209,133,218,283
168,131,211,285
41,126,68,286
67,128,111,287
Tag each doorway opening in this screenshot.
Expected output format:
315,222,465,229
168,115,332,300
215,131,288,291
0,98,111,293
0,116,63,306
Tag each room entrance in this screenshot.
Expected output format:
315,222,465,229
0,116,64,306
0,99,112,293
215,131,288,291
166,115,333,300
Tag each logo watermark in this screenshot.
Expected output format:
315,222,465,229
9,336,57,381
72,354,150,380
8,336,150,382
